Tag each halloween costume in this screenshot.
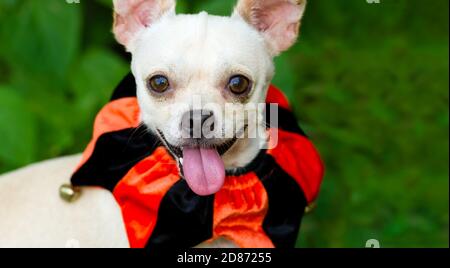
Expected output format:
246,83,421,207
71,73,324,249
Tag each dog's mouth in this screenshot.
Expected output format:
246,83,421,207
156,130,239,159
156,127,246,196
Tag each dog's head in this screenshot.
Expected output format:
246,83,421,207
113,0,306,196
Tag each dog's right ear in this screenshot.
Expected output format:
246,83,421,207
113,0,176,51
233,0,306,56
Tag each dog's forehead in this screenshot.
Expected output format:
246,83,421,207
132,13,268,73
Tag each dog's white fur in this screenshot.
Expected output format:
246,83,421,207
0,155,129,248
132,12,272,168
0,0,306,247
121,0,305,169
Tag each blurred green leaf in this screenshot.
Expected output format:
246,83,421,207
273,55,296,100
95,0,112,8
192,0,235,16
176,0,190,14
0,0,81,81
0,85,36,167
70,49,128,119
0,0,17,10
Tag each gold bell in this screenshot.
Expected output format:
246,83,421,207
304,202,317,214
59,184,81,203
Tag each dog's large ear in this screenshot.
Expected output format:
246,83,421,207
113,0,176,50
233,0,306,56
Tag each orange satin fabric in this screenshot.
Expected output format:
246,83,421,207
212,173,274,248
267,85,291,110
268,129,324,204
266,85,324,204
76,97,141,169
113,147,181,248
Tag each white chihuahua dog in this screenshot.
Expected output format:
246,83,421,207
0,0,308,248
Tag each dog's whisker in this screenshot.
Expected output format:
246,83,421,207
122,123,147,152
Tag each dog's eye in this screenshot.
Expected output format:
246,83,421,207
148,75,170,93
228,75,251,95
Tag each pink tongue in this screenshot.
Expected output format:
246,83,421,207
182,147,225,196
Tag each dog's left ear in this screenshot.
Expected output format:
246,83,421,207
113,0,176,51
233,0,306,56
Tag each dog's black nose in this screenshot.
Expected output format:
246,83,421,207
181,110,215,139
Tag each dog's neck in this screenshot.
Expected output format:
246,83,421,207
222,132,268,171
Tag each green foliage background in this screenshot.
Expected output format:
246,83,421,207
0,0,448,247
